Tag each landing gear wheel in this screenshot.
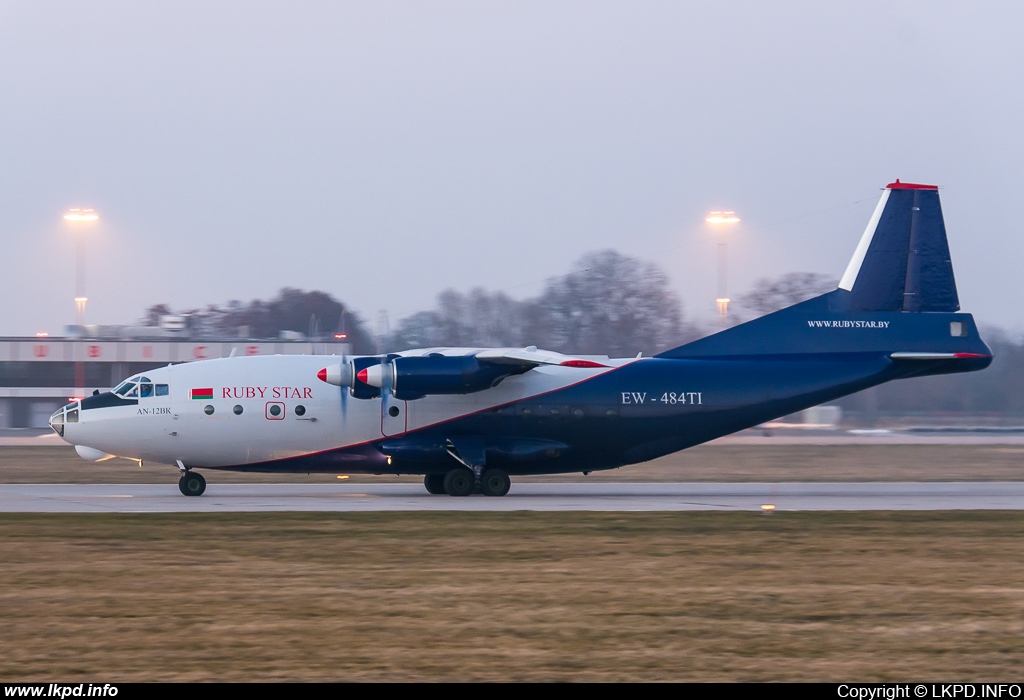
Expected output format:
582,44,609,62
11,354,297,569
424,473,446,495
178,471,207,497
480,468,511,497
443,468,474,497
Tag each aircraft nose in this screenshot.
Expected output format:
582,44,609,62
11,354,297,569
48,402,80,441
48,408,63,437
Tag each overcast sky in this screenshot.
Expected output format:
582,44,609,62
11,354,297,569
1,1,1021,338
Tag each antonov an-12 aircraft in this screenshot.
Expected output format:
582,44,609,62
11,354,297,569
50,181,992,497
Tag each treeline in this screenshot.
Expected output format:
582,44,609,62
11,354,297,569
144,289,376,353
142,249,1024,420
390,250,699,356
144,250,702,357
837,328,1024,422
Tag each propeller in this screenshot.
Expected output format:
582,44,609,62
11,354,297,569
316,355,353,422
340,349,348,422
376,310,392,416
379,353,393,415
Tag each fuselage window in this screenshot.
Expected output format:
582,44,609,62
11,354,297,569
139,383,154,398
66,408,79,423
233,405,243,415
155,384,169,396
294,405,306,416
204,405,215,415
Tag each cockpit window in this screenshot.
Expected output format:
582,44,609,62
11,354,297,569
113,375,164,399
113,375,144,398
49,409,63,437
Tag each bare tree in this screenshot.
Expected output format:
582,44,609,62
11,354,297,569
390,288,530,349
527,250,692,356
141,303,172,326
391,250,697,357
735,272,836,319
141,289,374,351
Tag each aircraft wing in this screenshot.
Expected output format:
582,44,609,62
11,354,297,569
398,346,611,369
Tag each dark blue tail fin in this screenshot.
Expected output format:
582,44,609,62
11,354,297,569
657,180,990,365
836,180,959,312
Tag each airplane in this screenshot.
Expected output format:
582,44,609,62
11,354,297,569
49,180,992,497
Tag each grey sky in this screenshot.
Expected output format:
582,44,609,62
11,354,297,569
1,1,1021,338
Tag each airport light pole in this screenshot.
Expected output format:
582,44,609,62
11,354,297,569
64,209,99,327
706,210,740,326
64,208,98,401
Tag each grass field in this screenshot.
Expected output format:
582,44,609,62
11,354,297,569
3,444,1023,681
4,442,1024,483
2,511,1023,681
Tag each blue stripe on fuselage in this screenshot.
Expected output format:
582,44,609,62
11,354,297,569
219,352,920,475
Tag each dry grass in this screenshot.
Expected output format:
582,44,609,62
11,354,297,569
4,443,1024,484
1,511,1023,681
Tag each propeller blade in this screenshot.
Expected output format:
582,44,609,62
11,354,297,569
340,355,348,422
379,354,391,410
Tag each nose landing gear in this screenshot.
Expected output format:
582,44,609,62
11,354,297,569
178,471,206,497
175,460,206,497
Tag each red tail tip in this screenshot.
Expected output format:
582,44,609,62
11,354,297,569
886,179,938,190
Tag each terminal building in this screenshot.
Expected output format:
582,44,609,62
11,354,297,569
0,328,350,428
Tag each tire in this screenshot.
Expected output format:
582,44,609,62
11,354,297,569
178,471,207,497
480,468,511,497
424,473,446,495
443,468,474,497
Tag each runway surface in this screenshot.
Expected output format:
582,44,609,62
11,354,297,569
2,482,1024,512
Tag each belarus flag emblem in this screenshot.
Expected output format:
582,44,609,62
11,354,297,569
190,388,214,400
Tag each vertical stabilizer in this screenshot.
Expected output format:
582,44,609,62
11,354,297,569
837,180,959,312
656,180,981,360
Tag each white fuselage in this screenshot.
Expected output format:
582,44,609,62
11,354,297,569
59,354,620,468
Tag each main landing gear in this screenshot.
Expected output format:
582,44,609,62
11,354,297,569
176,460,206,497
423,467,511,497
424,473,446,494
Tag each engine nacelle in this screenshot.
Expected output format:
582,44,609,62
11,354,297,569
370,356,517,400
